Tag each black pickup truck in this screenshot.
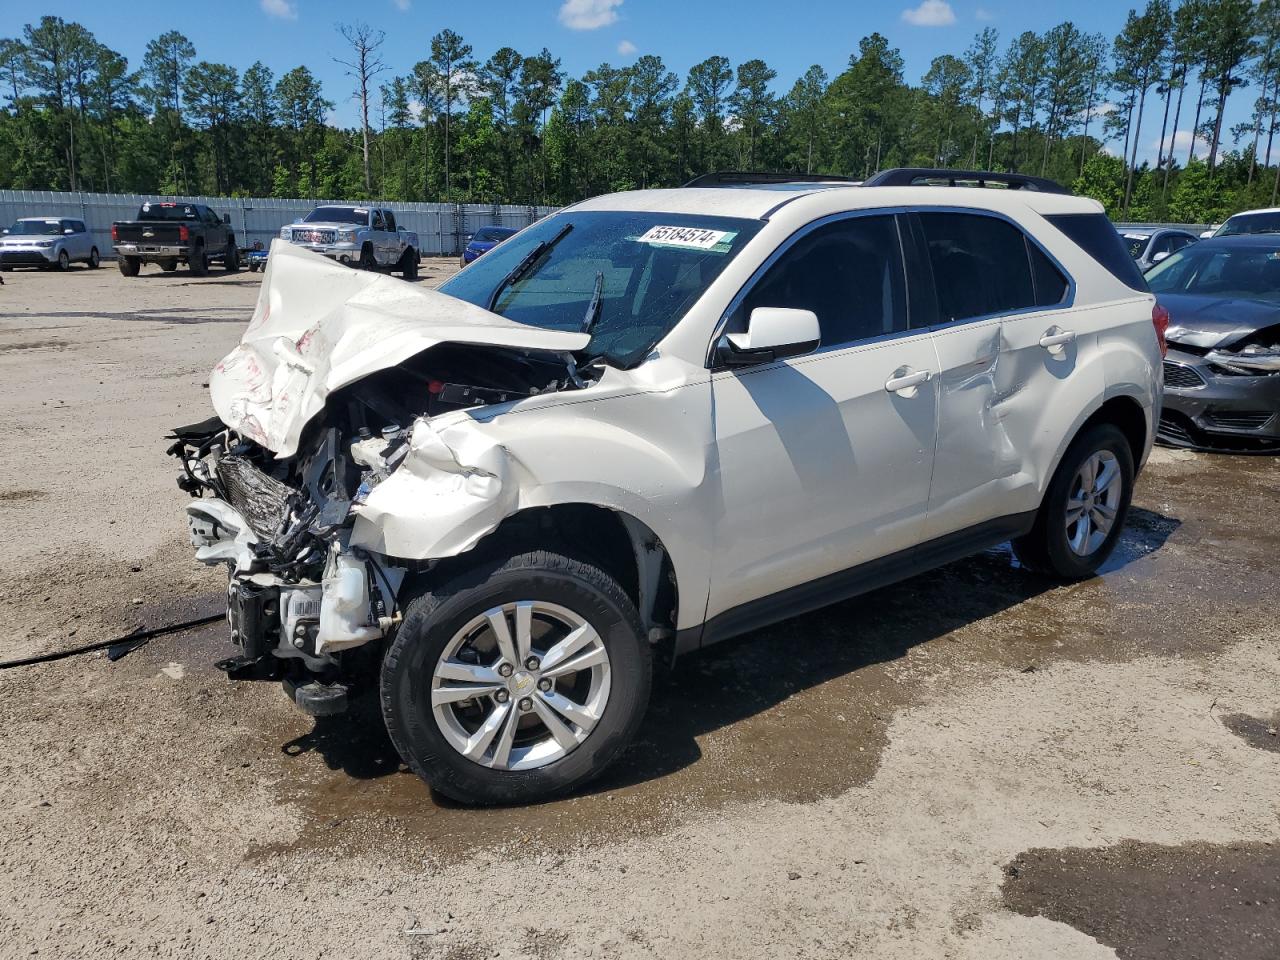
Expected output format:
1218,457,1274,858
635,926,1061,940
112,201,239,277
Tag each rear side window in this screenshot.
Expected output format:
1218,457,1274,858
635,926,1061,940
1047,213,1147,291
733,214,907,347
918,213,1035,322
1028,241,1069,306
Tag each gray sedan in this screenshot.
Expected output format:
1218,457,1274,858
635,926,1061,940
1119,227,1198,272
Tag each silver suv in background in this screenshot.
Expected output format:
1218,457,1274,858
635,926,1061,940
1119,226,1198,272
280,205,420,278
172,168,1162,805
0,217,100,271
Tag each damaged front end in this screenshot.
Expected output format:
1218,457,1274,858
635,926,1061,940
168,242,592,715
168,416,405,715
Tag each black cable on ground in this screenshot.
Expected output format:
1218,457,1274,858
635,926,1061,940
0,613,224,670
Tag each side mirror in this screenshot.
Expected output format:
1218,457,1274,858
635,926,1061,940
715,307,821,368
1152,251,1170,263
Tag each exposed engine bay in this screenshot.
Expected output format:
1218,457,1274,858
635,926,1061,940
167,242,598,713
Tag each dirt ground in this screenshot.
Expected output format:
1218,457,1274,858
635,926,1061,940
1,260,1278,960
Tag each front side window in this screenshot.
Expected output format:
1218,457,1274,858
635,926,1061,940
728,215,906,347
439,210,764,368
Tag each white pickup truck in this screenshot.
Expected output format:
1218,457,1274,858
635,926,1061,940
280,205,420,278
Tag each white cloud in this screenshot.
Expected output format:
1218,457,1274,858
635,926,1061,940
975,7,993,20
617,40,637,56
901,0,955,26
261,0,298,19
1152,129,1212,163
559,0,623,30
392,0,410,10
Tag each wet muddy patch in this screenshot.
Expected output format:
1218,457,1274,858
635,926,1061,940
1002,840,1280,960
0,488,47,503
1223,712,1280,754
0,339,68,352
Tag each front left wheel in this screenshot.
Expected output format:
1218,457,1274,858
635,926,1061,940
381,550,652,806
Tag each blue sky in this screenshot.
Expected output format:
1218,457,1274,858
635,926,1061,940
28,0,1253,165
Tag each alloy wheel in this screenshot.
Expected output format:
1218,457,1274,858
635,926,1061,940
1065,450,1122,556
430,601,611,771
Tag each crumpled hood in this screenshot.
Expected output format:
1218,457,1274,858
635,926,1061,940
210,240,589,458
1160,293,1280,349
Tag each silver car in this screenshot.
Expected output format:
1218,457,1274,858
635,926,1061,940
1118,226,1197,272
0,217,101,271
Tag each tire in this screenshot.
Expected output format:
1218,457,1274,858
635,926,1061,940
381,550,652,806
358,243,378,271
188,244,208,276
160,259,178,272
223,243,240,272
87,247,100,269
56,249,70,271
248,262,260,273
1012,423,1134,579
398,248,418,279
117,256,140,277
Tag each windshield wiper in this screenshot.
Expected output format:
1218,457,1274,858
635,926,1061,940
581,270,605,334
487,222,574,313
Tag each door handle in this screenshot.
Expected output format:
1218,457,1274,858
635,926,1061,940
1039,330,1077,354
885,369,931,394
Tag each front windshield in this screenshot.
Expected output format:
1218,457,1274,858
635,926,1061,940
1216,212,1280,236
1121,233,1150,258
305,206,369,225
7,220,61,236
439,210,764,368
1146,243,1280,302
473,227,515,242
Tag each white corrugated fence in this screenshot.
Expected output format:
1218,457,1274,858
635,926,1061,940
0,190,559,257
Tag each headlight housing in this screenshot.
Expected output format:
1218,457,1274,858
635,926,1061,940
338,229,357,243
280,227,291,240
36,240,55,248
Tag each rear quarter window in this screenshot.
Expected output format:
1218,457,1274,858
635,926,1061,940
1047,213,1148,291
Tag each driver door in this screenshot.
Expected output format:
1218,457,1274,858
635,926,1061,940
707,213,940,622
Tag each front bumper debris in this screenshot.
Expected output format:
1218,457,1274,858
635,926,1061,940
172,418,407,714
1160,347,1280,452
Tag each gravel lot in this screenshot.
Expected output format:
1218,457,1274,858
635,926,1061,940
1,262,1278,959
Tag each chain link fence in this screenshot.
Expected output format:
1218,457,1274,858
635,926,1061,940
0,190,560,259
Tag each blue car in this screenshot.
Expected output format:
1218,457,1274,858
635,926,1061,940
461,225,517,266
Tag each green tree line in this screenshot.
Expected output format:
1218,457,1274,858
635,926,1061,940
3,2,1280,224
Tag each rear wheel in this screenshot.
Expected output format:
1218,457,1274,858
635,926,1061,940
87,247,100,269
188,244,208,276
223,242,240,272
1012,423,1134,579
381,550,651,805
117,256,140,277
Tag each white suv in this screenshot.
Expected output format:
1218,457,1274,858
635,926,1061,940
171,168,1164,805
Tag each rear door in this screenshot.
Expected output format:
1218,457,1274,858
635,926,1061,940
908,210,1098,539
707,213,940,620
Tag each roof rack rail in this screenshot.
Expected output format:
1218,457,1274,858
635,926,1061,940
862,167,1069,194
683,171,861,188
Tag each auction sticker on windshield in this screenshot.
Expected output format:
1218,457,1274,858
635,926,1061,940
635,225,736,252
